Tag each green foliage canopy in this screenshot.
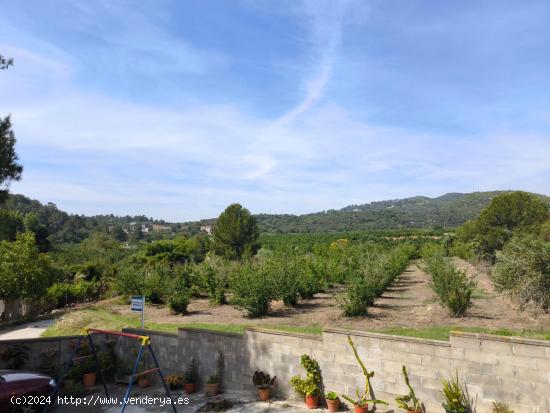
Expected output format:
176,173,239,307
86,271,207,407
0,232,55,300
213,203,259,259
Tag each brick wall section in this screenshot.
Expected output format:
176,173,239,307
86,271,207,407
120,327,550,413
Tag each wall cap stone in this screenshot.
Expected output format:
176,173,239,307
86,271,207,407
0,335,83,345
178,327,243,339
324,328,450,347
450,331,550,347
122,328,178,338
246,327,323,341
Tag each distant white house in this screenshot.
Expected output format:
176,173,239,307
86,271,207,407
200,224,213,235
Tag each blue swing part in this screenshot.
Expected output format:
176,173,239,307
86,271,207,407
44,328,178,413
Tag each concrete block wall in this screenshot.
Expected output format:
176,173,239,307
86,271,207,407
121,327,550,413
0,334,105,374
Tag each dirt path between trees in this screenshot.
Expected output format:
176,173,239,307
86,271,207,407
107,259,550,333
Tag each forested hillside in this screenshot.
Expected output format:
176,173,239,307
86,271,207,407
255,191,550,233
3,191,550,242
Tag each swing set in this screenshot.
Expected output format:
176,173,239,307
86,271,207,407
45,328,178,413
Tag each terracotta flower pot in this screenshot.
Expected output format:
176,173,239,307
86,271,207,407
305,395,318,409
408,410,422,413
138,377,151,388
184,383,196,394
257,387,271,401
205,383,219,396
327,398,340,412
82,372,96,387
354,404,368,413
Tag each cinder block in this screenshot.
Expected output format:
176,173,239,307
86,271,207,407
464,349,497,364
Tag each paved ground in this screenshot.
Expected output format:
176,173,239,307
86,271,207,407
0,318,54,340
52,386,314,412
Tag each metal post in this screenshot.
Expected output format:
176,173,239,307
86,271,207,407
148,345,178,413
120,345,144,413
141,295,145,329
87,332,110,398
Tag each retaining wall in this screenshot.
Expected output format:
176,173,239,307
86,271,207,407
119,327,550,413
1,328,548,412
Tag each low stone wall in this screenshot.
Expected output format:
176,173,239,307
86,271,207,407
120,327,550,413
0,335,82,374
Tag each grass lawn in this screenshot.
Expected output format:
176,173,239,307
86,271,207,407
42,304,549,342
42,306,322,337
368,325,550,341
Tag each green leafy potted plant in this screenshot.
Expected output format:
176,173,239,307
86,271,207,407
252,371,276,401
166,374,184,390
341,336,387,413
325,391,340,412
290,355,322,409
206,375,219,396
184,358,198,394
395,366,423,413
441,373,473,413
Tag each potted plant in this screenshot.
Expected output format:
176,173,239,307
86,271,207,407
441,373,473,413
166,374,184,391
252,371,276,401
395,366,423,413
80,358,97,388
325,391,340,412
290,355,322,409
184,359,198,394
205,375,219,396
341,336,387,413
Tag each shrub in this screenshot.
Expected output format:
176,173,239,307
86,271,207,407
289,355,322,397
230,262,275,317
424,249,476,317
339,244,414,317
168,290,190,314
492,234,550,311
195,257,231,305
338,275,376,316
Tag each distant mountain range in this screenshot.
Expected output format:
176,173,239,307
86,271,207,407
3,191,550,241
194,191,550,233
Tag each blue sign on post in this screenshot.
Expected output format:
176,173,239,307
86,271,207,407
131,295,145,328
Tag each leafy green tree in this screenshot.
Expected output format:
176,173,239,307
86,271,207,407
0,210,24,241
0,116,23,203
456,192,549,259
23,212,50,252
492,234,550,310
0,232,55,300
213,203,259,259
111,224,127,242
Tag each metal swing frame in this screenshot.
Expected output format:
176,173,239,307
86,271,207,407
45,328,178,413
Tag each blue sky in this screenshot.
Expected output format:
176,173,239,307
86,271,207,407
1,0,550,221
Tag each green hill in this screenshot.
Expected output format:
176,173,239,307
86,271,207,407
254,191,550,233
3,191,550,241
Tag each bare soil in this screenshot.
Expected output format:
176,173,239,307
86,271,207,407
111,258,550,332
